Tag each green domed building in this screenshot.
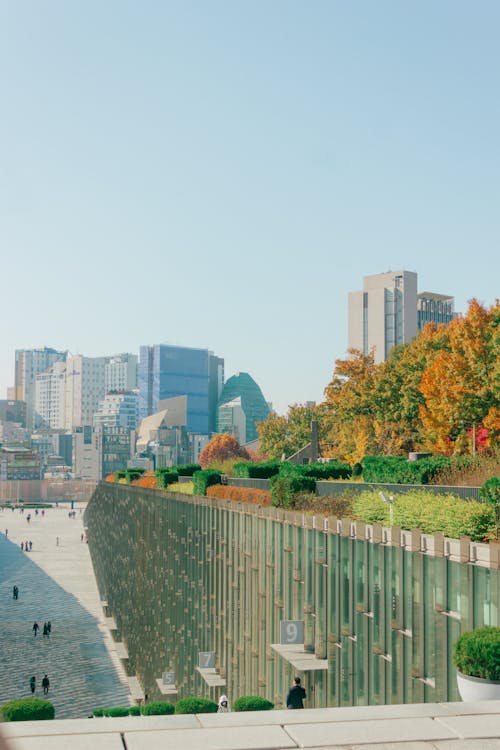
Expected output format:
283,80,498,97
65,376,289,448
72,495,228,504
216,372,270,444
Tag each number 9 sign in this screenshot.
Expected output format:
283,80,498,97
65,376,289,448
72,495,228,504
280,620,304,644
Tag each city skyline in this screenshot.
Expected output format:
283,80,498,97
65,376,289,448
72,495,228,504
2,2,499,413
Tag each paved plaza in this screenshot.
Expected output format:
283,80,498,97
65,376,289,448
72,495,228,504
0,504,131,719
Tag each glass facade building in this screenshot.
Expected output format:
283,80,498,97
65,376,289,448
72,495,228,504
138,345,224,435
216,372,270,443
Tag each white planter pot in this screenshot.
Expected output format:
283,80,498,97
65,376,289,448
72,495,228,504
457,670,500,701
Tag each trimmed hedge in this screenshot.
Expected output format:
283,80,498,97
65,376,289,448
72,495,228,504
155,469,179,489
297,462,352,480
141,701,175,715
453,626,500,680
173,464,201,476
174,697,218,714
129,706,141,716
192,470,222,496
361,455,451,484
1,698,55,721
233,461,281,479
106,706,130,717
114,470,126,481
352,489,494,542
270,475,316,509
232,696,274,712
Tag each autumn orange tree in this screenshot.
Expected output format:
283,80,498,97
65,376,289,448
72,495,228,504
419,299,500,454
322,299,500,460
199,433,250,468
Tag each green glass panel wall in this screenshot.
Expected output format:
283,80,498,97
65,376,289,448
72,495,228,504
85,484,500,708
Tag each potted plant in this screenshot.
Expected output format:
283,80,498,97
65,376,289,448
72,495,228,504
453,626,500,701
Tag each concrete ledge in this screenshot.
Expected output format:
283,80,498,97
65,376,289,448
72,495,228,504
127,676,145,702
195,666,226,687
271,642,328,671
155,678,178,696
114,642,129,659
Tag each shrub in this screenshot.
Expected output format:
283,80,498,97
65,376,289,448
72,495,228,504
207,484,272,505
0,698,55,721
114,470,126,482
174,697,218,714
352,489,494,542
300,462,352,480
129,706,141,716
106,707,131,717
480,477,500,538
270,475,316,509
233,461,281,479
168,481,194,495
173,464,201,476
155,469,179,489
361,455,452,484
232,696,274,712
141,701,174,715
193,470,222,496
453,627,500,680
92,708,105,717
352,462,363,478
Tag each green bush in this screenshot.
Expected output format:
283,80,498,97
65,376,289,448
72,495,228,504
155,469,179,489
114,470,126,481
124,468,146,484
481,477,500,538
141,701,175,715
173,464,201,476
106,706,131,717
192,470,222,496
174,697,218,714
352,489,494,542
453,626,500,680
352,462,363,478
270,475,316,509
233,461,281,479
92,708,105,717
232,695,274,712
129,706,141,716
0,698,55,721
361,455,452,484
299,462,352,480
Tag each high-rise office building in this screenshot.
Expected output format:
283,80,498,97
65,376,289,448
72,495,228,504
348,271,456,363
105,353,138,393
35,361,67,429
64,355,108,428
94,392,138,430
15,347,67,429
216,372,270,443
138,345,224,434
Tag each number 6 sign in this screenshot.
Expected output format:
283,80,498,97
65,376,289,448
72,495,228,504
280,620,304,644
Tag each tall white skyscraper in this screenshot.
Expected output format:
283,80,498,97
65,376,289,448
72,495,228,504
105,353,138,393
15,347,67,429
348,271,455,363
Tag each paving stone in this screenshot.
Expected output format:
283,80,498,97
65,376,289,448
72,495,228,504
0,507,131,719
285,717,457,747
124,725,298,750
1,714,201,738
7,732,123,750
434,742,500,749
438,700,500,715
436,714,500,739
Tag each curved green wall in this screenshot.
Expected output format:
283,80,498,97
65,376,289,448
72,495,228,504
85,483,499,708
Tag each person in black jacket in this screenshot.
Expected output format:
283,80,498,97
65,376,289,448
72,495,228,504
286,676,306,709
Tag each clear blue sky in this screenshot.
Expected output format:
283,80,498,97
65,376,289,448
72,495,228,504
1,1,499,414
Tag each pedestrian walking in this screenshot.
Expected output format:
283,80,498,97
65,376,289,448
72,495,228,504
5,529,8,536
20,542,24,551
35,509,38,516
41,510,45,517
33,622,39,637
29,676,36,694
81,533,84,542
56,536,59,546
25,540,29,551
29,541,32,551
26,514,31,523
217,695,231,713
286,677,306,709
42,622,49,637
42,675,50,695
13,585,18,600
47,621,51,634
